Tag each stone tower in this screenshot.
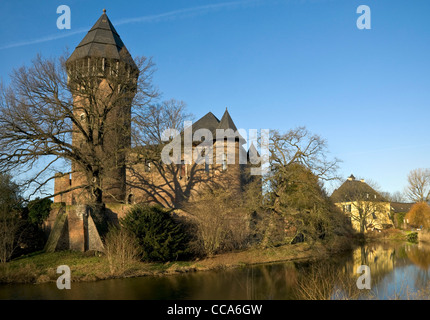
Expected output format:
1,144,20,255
66,9,138,204
45,10,138,252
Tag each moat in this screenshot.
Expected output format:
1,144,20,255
1,241,430,300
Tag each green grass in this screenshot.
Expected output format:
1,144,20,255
12,251,100,268
0,251,109,284
0,235,377,284
0,250,203,284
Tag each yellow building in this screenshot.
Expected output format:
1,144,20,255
331,175,393,233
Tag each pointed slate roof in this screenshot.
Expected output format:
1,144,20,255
247,142,260,163
218,108,238,132
67,9,136,69
182,109,245,144
192,112,220,136
215,108,245,143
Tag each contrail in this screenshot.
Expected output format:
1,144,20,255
0,28,89,50
115,0,259,25
0,0,261,51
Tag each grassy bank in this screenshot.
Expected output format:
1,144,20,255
363,228,430,245
363,229,408,243
0,236,353,285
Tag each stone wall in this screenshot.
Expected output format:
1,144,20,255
44,204,105,252
54,173,72,204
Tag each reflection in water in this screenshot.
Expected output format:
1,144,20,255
1,242,430,300
352,242,430,299
406,244,430,270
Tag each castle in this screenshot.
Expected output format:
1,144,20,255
44,10,258,252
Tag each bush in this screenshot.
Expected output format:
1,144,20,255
405,202,430,229
104,226,141,275
121,205,190,262
26,198,52,226
15,198,53,257
407,232,418,244
395,212,407,229
183,188,251,257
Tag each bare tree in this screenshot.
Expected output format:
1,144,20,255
128,99,197,207
128,100,235,208
258,127,345,245
0,54,157,204
404,168,430,203
183,187,251,256
379,190,406,203
132,99,193,146
266,127,340,211
349,200,388,233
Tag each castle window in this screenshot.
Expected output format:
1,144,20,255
105,59,111,75
343,204,351,213
80,113,86,122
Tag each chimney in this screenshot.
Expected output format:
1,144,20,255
348,174,355,181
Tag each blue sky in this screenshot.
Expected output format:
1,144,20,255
0,0,429,196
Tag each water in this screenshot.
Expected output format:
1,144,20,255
1,241,430,300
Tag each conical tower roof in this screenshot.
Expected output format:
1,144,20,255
247,142,260,163
218,108,238,132
216,108,245,143
67,9,136,69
